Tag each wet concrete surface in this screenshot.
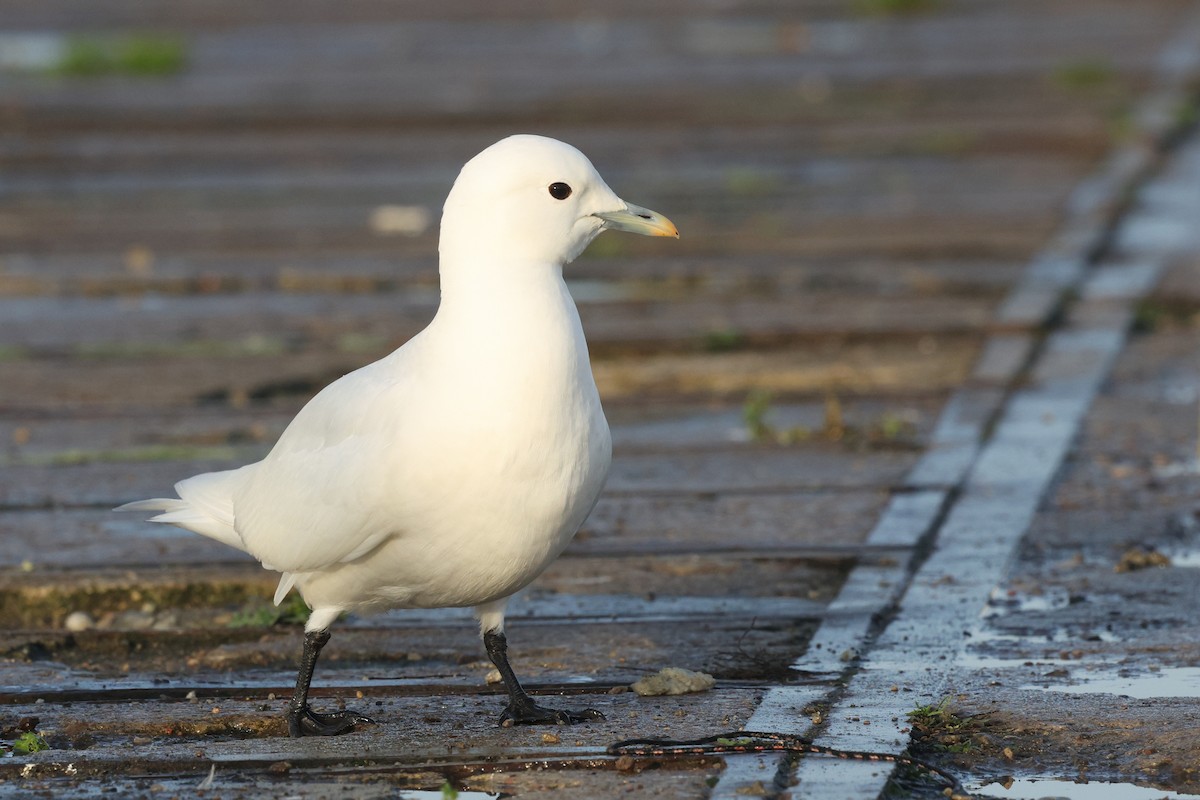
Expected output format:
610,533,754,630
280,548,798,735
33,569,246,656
4,1,1200,798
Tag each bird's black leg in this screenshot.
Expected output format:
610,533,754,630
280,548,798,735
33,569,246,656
483,629,604,727
286,629,374,737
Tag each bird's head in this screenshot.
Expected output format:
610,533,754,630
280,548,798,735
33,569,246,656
440,135,677,269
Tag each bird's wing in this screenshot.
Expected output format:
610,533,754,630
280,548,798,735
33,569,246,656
230,352,419,573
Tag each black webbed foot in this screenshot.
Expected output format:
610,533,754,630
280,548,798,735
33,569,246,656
286,629,375,738
499,697,604,727
287,704,374,737
482,629,604,728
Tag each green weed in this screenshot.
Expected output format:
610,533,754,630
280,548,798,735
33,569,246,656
907,698,976,753
228,593,312,628
12,731,49,755
742,390,775,443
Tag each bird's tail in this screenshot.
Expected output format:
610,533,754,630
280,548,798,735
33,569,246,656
114,467,250,553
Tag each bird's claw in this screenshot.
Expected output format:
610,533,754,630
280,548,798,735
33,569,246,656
499,700,604,727
287,705,374,737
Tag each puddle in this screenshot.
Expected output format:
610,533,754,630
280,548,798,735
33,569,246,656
959,623,1121,671
975,776,1200,799
1020,666,1200,699
1163,548,1200,568
982,586,1071,618
1153,459,1200,479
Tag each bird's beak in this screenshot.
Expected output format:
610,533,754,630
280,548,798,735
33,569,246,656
594,203,679,238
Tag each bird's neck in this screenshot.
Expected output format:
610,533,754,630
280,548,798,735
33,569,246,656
423,258,597,428
432,256,586,361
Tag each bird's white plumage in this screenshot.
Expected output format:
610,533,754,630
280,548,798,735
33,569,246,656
119,135,675,636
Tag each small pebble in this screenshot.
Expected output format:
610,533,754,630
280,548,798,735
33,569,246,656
485,668,503,685
186,690,198,703
64,611,95,632
541,733,560,744
132,736,152,745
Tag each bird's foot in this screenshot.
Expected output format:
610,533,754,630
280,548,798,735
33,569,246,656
287,704,374,737
499,698,604,727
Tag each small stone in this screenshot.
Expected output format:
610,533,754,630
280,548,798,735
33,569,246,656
132,736,152,745
114,610,155,631
267,693,276,701
630,667,716,697
186,690,198,703
151,613,179,631
607,685,629,694
615,755,636,771
268,761,291,775
485,668,503,685
64,611,95,632
541,733,560,744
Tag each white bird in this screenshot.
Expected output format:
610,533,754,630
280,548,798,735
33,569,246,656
118,135,678,736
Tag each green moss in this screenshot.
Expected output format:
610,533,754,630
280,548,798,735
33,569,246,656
853,0,939,16
55,34,187,78
724,168,782,197
703,328,746,352
0,344,29,362
117,35,187,76
1174,100,1200,129
582,234,632,259
907,129,976,156
1052,59,1115,91
56,38,112,77
0,580,273,630
74,335,287,359
4,443,251,468
337,332,389,354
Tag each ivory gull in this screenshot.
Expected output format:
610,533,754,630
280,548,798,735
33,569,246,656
118,134,677,736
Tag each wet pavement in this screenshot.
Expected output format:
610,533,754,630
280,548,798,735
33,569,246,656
3,2,1200,798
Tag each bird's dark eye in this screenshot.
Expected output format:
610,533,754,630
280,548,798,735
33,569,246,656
548,182,572,200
